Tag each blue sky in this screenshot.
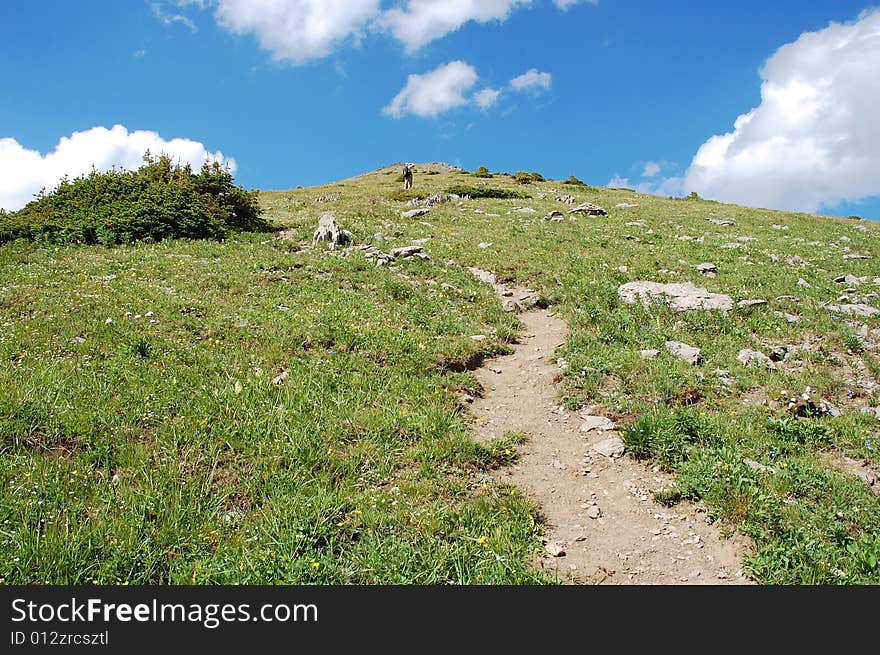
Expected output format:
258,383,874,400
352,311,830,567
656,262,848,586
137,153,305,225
1,1,879,219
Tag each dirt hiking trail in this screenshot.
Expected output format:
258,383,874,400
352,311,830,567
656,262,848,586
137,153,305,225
469,286,754,584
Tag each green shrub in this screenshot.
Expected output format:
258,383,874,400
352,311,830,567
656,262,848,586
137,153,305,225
0,152,267,245
473,166,493,178
562,175,589,187
513,171,532,184
388,189,430,202
529,172,545,182
445,185,529,200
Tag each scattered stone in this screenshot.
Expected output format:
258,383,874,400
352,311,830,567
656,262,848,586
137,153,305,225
478,242,493,249
389,245,427,260
546,542,567,557
544,210,565,222
640,349,660,359
666,340,701,365
625,220,646,227
708,218,735,226
272,370,289,385
615,203,639,208
556,194,576,204
586,506,603,520
744,459,777,474
592,437,626,459
696,262,717,275
835,275,868,285
720,242,742,250
312,212,353,249
843,253,870,260
769,346,788,362
618,265,629,273
569,202,608,216
619,281,734,312
737,299,767,309
579,416,617,432
825,303,880,318
737,349,774,369
786,255,808,267
516,207,537,214
860,407,880,420
401,208,431,219
467,267,496,285
771,224,788,230
797,278,812,288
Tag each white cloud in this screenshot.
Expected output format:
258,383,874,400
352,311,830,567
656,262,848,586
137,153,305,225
212,0,380,64
151,2,198,32
682,9,880,213
553,0,599,9
474,87,501,109
383,61,479,118
184,1,600,62
380,0,531,52
0,125,235,212
642,161,661,178
510,68,552,93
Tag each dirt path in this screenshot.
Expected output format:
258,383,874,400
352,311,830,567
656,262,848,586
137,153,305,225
469,296,753,584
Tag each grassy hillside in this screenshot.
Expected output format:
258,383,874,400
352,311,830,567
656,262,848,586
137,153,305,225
2,164,879,583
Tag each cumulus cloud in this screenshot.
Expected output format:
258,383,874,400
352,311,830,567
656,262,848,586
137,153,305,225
682,9,880,213
380,0,530,52
510,68,552,93
0,125,234,212
642,161,661,178
383,61,479,118
474,87,501,109
212,0,380,64
184,1,600,63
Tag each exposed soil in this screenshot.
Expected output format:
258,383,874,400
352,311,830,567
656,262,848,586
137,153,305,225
469,297,754,584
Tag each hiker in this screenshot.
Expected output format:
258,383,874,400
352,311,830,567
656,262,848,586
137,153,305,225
402,164,413,190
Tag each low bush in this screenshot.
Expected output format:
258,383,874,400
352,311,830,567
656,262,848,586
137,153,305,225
445,185,529,200
0,152,267,245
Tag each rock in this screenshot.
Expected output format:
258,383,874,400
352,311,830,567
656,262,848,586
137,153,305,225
640,349,660,359
312,211,353,249
467,267,496,286
544,210,565,222
592,437,626,458
708,218,735,226
579,416,617,432
556,194,576,204
569,202,608,216
478,242,493,249
771,224,788,230
586,506,602,519
618,265,629,273
769,346,788,362
786,255,808,267
616,203,638,208
797,278,812,288
516,207,537,214
826,303,880,318
401,208,431,219
860,406,880,420
737,299,767,309
720,242,742,250
272,370,289,385
618,281,734,312
545,542,566,557
744,459,777,474
835,275,868,285
625,220,646,227
389,245,426,260
737,349,774,369
666,341,701,365
843,253,870,260
696,262,717,275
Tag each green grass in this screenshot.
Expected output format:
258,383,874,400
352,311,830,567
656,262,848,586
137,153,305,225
2,163,879,583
